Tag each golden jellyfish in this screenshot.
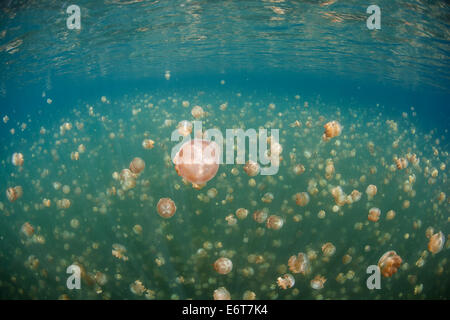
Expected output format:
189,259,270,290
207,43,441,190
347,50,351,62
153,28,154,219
213,287,231,300
378,251,402,278
177,120,193,137
129,157,145,175
266,215,284,230
42,198,51,207
293,164,305,175
366,184,377,200
57,198,71,209
295,192,310,206
142,139,155,149
214,257,233,275
235,208,248,220
288,252,309,274
331,186,346,206
321,242,336,257
157,198,176,218
253,210,268,223
349,189,362,203
323,121,342,141
368,208,381,222
386,210,396,220
6,186,22,202
21,222,34,237
310,275,326,289
342,254,352,265
261,192,274,203
130,280,146,296
243,160,260,176
395,157,408,170
70,151,79,161
277,274,295,290
191,105,205,119
325,159,335,179
11,152,24,166
173,139,220,185
428,231,445,254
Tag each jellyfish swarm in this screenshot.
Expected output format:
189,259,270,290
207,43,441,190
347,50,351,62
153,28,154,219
173,139,220,186
378,251,402,277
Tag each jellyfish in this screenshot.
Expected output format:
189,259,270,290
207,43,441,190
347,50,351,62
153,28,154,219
112,243,129,261
177,121,193,137
386,210,396,220
366,184,377,200
130,280,146,296
157,198,176,218
293,164,305,175
266,215,284,230
322,121,342,141
191,105,205,119
173,139,220,186
321,242,336,257
277,274,295,289
395,157,408,170
235,208,248,220
213,257,233,275
243,160,260,176
11,152,24,166
129,157,145,175
368,208,381,222
142,139,155,149
295,192,310,206
378,251,402,277
21,222,34,237
288,252,309,274
213,287,231,300
6,186,22,202
310,275,326,289
428,231,445,254
253,210,268,224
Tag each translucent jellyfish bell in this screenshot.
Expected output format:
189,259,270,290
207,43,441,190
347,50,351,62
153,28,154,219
173,139,220,185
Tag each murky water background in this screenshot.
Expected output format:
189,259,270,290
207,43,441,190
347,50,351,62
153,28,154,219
0,0,449,299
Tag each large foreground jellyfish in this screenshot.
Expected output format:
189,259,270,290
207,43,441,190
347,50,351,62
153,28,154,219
173,139,220,188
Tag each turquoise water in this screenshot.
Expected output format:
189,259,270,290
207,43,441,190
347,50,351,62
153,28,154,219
0,1,449,300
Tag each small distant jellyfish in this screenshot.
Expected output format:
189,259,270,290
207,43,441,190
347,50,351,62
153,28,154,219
12,152,24,166
266,215,284,230
191,105,205,119
214,257,233,275
213,287,231,300
129,157,145,175
70,151,79,161
173,139,220,186
378,251,402,278
164,71,171,80
157,198,176,218
182,101,190,108
243,160,260,176
78,144,86,153
342,254,352,265
42,198,51,207
395,157,408,170
21,222,34,237
321,242,336,257
6,186,22,202
288,252,309,274
253,210,268,223
293,164,305,175
295,192,310,206
57,198,71,209
277,274,295,289
310,275,326,289
368,208,381,222
177,120,193,137
428,231,445,254
261,192,274,203
243,290,256,300
142,139,155,149
386,210,396,220
130,280,146,296
323,121,342,141
366,184,377,200
235,208,248,220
